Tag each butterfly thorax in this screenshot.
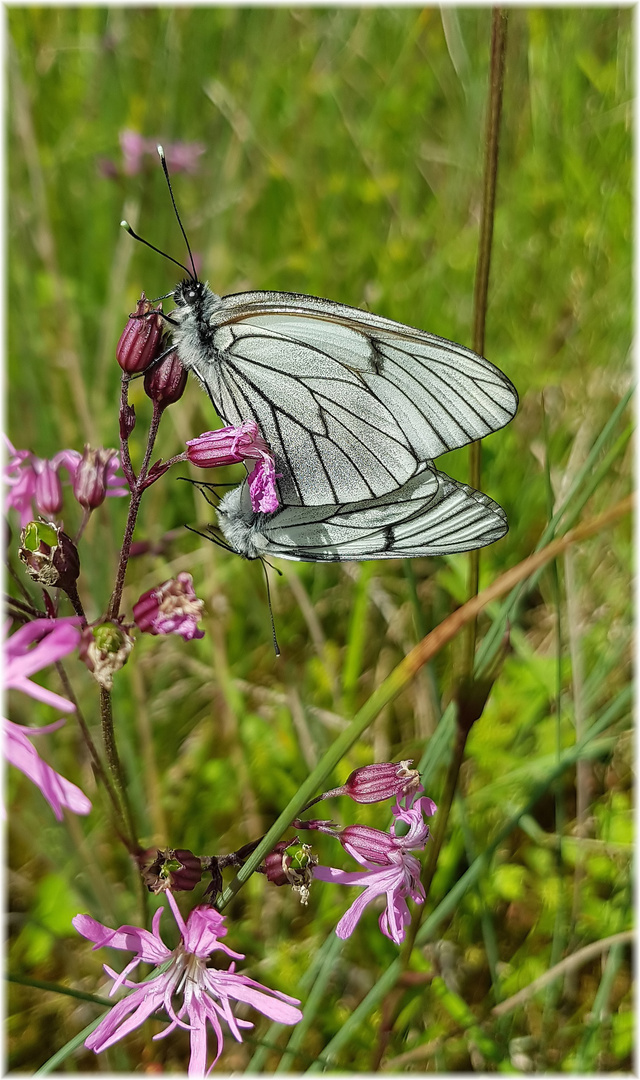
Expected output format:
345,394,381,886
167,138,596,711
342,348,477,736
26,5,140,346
171,280,222,374
216,486,269,560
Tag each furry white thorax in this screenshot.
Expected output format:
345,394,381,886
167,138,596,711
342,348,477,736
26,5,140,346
216,486,268,560
170,280,222,376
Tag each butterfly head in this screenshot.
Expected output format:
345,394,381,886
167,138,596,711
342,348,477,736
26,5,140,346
174,279,206,308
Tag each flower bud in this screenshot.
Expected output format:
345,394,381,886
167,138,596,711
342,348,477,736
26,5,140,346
133,572,205,640
116,294,165,373
144,349,187,410
321,760,421,804
19,521,80,591
79,622,134,690
34,461,63,518
72,447,121,510
140,848,203,894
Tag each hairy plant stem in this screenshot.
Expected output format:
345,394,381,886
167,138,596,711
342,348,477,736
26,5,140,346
99,686,139,854
108,388,162,621
54,660,131,845
96,380,164,885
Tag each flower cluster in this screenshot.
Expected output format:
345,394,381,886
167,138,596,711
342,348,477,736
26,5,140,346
5,439,126,527
291,761,437,946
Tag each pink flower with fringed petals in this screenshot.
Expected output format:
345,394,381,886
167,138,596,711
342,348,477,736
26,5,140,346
314,793,437,945
73,892,302,1075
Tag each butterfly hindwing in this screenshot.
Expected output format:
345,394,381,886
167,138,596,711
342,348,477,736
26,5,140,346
215,464,508,563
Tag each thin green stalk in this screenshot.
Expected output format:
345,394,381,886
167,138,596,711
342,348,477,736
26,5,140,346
464,6,508,674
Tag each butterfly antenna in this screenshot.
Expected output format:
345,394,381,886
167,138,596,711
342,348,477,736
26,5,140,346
260,558,281,658
185,523,234,553
157,145,198,282
120,220,194,279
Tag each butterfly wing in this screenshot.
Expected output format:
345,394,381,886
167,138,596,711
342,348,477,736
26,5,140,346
221,464,508,562
200,291,518,507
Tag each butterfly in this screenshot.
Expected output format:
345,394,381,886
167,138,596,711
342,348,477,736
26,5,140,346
123,148,518,508
213,463,508,563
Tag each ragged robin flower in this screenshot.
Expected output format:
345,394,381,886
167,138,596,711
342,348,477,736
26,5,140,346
73,890,302,1075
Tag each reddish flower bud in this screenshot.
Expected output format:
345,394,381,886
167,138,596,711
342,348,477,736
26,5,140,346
321,760,421,805
72,447,122,510
116,293,165,373
133,572,205,640
34,461,63,518
19,521,80,591
144,350,188,410
79,622,134,690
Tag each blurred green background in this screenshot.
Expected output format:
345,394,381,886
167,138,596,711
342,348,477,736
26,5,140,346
7,7,632,1074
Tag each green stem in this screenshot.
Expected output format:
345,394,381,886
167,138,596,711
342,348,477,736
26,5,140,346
464,6,509,675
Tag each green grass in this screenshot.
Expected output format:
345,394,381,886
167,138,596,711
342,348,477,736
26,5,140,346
7,7,632,1074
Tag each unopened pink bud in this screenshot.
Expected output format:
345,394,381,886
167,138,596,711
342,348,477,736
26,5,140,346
144,350,187,409
34,462,63,517
72,447,120,510
321,760,421,804
116,294,165,373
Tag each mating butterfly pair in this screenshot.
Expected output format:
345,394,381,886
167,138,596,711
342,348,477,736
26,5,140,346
127,147,518,564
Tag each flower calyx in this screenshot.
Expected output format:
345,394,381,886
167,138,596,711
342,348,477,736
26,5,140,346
79,620,134,690
19,520,80,592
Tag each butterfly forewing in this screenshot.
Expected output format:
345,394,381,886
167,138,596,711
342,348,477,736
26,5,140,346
198,291,517,505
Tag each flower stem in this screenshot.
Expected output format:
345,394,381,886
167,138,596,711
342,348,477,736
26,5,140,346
108,396,162,621
99,685,139,851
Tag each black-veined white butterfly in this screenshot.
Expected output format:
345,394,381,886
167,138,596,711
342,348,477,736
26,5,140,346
123,148,518,508
214,463,508,563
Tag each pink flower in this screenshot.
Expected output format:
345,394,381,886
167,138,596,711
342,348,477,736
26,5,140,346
5,618,91,818
5,719,91,819
73,891,302,1075
4,438,126,526
313,794,437,945
133,573,205,641
185,424,280,513
247,457,280,514
5,619,82,711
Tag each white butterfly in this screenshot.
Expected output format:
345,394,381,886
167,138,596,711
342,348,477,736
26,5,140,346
214,463,508,563
124,148,518,508
171,283,518,508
